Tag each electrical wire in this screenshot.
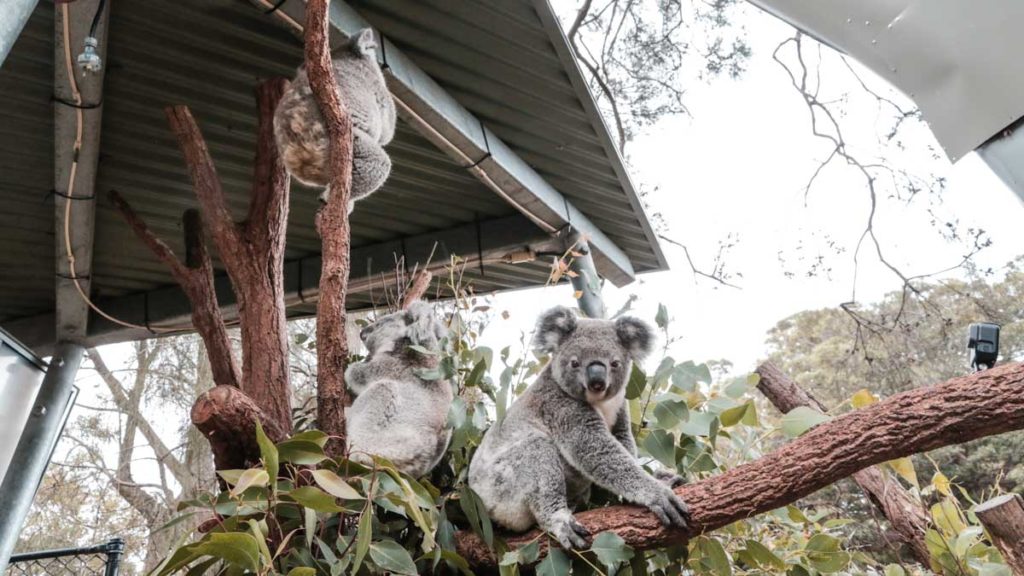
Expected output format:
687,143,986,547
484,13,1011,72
88,0,106,38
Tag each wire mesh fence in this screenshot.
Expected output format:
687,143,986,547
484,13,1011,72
5,539,124,576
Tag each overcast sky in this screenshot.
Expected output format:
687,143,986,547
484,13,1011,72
477,1,1024,374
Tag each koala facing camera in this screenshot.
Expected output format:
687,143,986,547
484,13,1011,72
468,306,690,549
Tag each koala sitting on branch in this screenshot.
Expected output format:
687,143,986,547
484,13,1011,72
468,306,690,549
344,301,453,478
274,28,396,213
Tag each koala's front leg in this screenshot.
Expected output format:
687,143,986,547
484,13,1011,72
555,412,690,529
526,443,590,549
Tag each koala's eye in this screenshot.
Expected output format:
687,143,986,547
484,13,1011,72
611,360,622,369
570,359,580,369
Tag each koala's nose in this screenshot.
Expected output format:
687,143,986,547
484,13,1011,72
586,362,607,392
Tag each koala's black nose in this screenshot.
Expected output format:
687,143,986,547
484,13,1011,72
586,362,607,392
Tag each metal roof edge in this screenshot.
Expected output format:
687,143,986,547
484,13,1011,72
530,0,669,272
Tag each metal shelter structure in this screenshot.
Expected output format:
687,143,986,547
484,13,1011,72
0,0,666,569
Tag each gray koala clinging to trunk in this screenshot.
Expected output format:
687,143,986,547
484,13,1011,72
344,301,453,477
468,306,690,549
274,28,396,213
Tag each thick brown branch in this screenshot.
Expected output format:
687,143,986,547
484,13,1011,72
306,0,354,457
107,191,241,388
755,361,932,565
456,362,1024,568
191,385,287,471
164,80,293,433
975,494,1024,572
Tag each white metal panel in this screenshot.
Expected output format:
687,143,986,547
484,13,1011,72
0,338,45,485
748,0,1024,162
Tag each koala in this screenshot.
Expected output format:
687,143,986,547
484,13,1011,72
468,306,689,549
274,28,396,213
344,301,453,478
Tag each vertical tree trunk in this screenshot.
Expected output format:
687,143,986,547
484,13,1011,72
755,362,933,566
975,493,1024,573
164,78,294,434
304,0,354,457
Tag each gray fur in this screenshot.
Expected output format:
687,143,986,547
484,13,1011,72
468,306,689,549
344,301,452,477
274,28,396,212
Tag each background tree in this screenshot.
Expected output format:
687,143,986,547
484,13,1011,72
766,257,1024,495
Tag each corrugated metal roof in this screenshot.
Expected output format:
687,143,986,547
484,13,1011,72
0,0,665,338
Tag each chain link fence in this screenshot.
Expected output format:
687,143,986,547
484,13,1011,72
5,539,124,576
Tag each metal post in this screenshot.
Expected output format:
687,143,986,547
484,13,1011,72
103,538,125,576
0,0,39,68
567,233,607,319
0,342,84,573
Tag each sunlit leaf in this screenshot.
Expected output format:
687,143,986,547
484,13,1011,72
642,429,676,468
369,540,418,575
780,406,831,438
255,420,278,485
229,468,269,498
311,469,364,500
850,388,879,409
887,457,919,489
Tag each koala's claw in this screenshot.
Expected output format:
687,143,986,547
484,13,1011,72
653,469,687,488
551,516,590,550
648,487,691,529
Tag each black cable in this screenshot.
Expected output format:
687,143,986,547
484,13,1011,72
264,0,290,15
89,0,107,37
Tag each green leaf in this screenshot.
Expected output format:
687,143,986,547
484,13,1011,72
642,429,676,468
466,358,488,388
780,406,831,438
288,486,344,513
154,511,199,535
883,565,906,576
744,540,786,570
655,303,669,329
246,519,272,566
718,403,749,427
217,469,245,486
255,421,278,486
408,344,438,356
653,398,688,429
695,536,732,576
287,430,329,448
276,439,327,465
680,411,717,437
286,568,316,576
229,468,269,498
536,549,570,576
805,533,849,573
311,469,364,500
369,540,418,575
194,532,261,573
625,364,647,400
352,511,372,573
978,564,1012,576
590,532,634,572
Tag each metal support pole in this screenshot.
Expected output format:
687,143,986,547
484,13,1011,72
0,0,39,68
0,342,84,573
567,233,607,319
103,538,125,576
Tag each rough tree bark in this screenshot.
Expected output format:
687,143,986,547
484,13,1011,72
755,361,933,566
975,493,1024,573
165,78,293,434
455,362,1024,569
191,385,287,471
305,0,354,457
400,270,433,310
108,193,240,389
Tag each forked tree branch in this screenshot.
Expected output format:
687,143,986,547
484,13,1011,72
107,192,241,389
305,0,354,457
456,362,1024,568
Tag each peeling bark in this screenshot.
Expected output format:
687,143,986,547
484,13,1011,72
305,0,354,457
755,361,932,565
456,362,1024,568
400,270,433,310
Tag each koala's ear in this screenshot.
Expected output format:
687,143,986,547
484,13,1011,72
534,306,578,354
404,301,443,350
348,28,378,58
615,316,655,361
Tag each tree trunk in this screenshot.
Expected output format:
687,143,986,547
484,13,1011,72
191,385,288,471
305,0,354,458
755,361,933,566
456,361,1024,568
165,78,294,434
975,493,1024,573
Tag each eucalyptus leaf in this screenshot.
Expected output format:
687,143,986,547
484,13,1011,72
536,549,570,576
590,531,633,572
288,486,344,513
780,406,831,438
311,469,364,500
255,420,278,485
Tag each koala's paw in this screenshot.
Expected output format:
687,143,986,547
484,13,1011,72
549,513,590,550
653,469,687,488
644,484,690,529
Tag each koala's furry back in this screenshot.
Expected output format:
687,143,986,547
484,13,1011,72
273,34,396,193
